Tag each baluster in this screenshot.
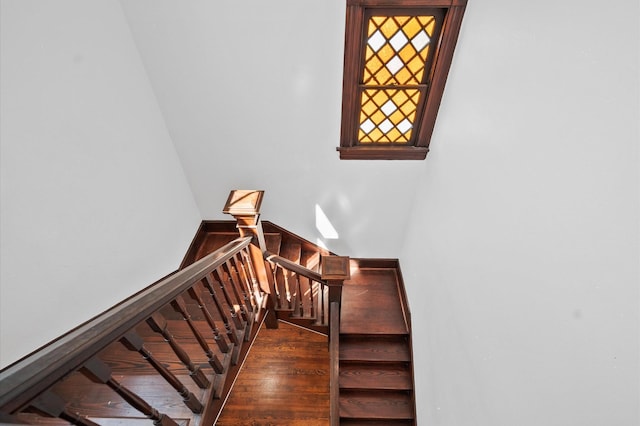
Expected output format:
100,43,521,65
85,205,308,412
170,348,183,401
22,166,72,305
268,261,282,309
241,247,260,297
212,269,244,330
221,260,249,322
186,285,233,351
223,190,280,329
283,269,293,309
226,258,253,317
199,276,240,346
82,357,179,426
270,262,289,309
309,279,316,319
295,274,304,317
120,331,203,413
232,252,256,311
146,312,210,389
171,295,225,372
320,283,326,325
29,390,99,426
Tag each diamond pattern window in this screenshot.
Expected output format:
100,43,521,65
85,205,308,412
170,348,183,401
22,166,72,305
338,0,468,160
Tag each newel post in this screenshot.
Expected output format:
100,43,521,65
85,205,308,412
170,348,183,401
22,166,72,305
321,255,350,324
223,190,278,328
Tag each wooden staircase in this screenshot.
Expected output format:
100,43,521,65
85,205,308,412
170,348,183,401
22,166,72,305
263,222,329,334
195,222,417,425
1,192,416,425
339,336,414,425
337,260,416,425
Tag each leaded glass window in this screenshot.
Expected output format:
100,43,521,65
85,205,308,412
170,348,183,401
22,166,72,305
338,0,468,160
358,13,439,144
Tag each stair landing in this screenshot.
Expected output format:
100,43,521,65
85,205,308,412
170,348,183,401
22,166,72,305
340,263,408,335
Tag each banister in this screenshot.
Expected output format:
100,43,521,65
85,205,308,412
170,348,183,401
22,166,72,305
264,250,324,283
0,236,253,415
329,301,340,426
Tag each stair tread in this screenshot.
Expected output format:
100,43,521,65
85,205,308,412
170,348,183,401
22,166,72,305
340,271,409,334
339,364,412,390
280,241,302,263
300,249,321,272
195,232,239,260
339,391,413,419
289,313,318,320
265,233,282,255
340,336,410,362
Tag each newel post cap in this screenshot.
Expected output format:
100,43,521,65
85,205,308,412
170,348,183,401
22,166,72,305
223,190,264,216
321,255,351,281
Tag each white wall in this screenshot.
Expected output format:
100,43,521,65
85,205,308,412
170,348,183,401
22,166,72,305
400,1,639,425
0,0,201,368
120,0,424,258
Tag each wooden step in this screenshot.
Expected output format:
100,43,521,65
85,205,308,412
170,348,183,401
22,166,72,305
279,317,328,335
301,249,321,272
339,390,413,420
264,232,282,255
194,231,239,260
339,363,412,390
280,241,301,263
340,335,410,363
340,266,409,336
36,372,210,420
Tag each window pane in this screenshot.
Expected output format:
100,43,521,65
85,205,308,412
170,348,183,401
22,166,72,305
358,89,420,143
362,16,436,86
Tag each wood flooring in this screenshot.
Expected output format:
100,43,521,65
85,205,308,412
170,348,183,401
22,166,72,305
215,321,329,426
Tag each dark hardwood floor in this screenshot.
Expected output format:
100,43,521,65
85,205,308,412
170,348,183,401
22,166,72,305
215,321,330,426
340,265,408,335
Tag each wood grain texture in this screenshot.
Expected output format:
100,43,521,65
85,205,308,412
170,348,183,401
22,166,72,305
0,237,252,415
215,321,329,426
8,221,416,425
340,268,408,335
339,363,412,390
337,260,416,424
339,391,413,419
339,336,411,363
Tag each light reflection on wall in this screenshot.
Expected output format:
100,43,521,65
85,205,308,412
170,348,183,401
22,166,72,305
315,204,339,250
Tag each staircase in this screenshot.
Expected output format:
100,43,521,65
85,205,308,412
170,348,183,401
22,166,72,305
0,191,417,425
337,260,416,425
185,221,418,425
263,221,329,333
185,221,417,425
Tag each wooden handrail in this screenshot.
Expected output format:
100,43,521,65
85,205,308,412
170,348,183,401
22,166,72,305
0,236,253,415
329,301,340,426
263,250,324,283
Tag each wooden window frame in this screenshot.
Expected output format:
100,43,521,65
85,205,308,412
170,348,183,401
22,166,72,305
338,0,467,160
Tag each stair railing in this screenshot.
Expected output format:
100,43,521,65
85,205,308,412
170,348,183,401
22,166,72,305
223,190,348,328
0,235,257,425
263,250,328,324
329,300,340,426
223,190,350,426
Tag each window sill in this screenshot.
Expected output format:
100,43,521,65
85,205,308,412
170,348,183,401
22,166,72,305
337,146,429,160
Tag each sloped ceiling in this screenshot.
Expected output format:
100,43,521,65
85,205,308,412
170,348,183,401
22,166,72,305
120,0,430,257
